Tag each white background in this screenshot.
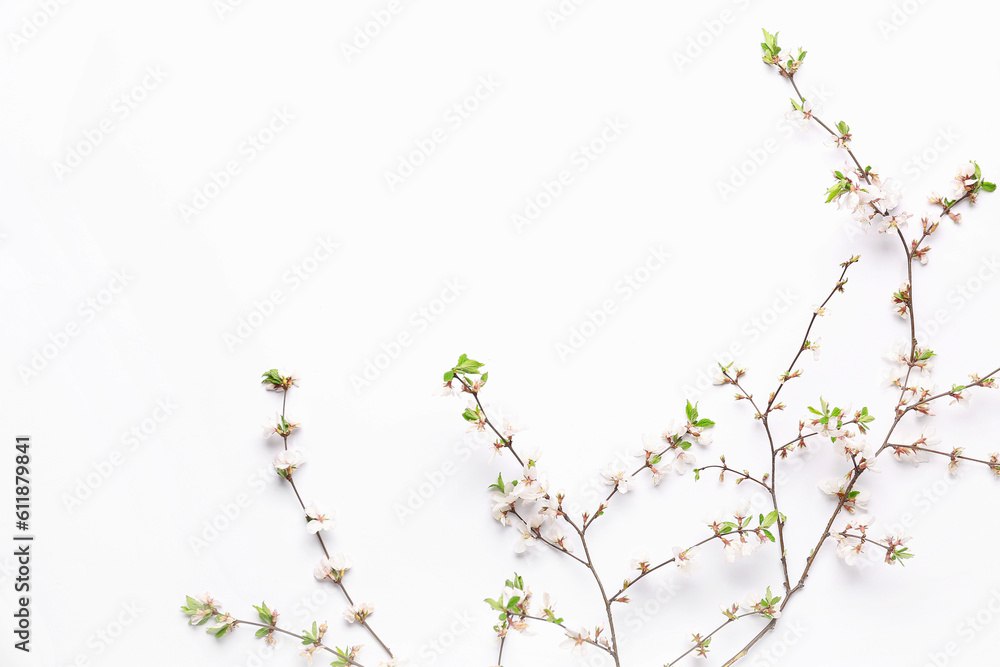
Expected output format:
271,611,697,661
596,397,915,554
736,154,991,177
3,1,1000,665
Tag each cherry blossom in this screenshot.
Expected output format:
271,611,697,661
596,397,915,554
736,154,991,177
343,602,374,624
272,449,305,477
786,100,821,131
601,466,632,494
674,545,699,575
560,627,590,656
949,162,977,199
314,553,352,582
630,550,652,573
304,503,335,534
819,477,870,513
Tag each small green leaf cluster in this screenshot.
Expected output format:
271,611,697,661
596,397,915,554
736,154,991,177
752,587,782,620
951,162,997,203
261,368,294,390
181,595,217,626
760,29,806,73
443,353,486,385
251,602,276,641
685,400,715,430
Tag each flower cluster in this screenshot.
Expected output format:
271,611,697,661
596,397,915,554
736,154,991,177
183,33,1000,667
634,402,715,484
181,370,397,667
343,603,374,624
314,553,352,582
704,503,778,563
825,166,903,225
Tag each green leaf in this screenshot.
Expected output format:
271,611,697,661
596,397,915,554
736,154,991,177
254,603,272,624
825,181,845,204
694,418,715,428
983,181,997,192
836,121,850,135
686,400,699,422
488,473,505,492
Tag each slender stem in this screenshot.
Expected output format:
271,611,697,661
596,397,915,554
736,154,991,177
888,444,1000,468
768,261,853,413
462,386,620,664
277,388,394,659
561,514,621,666
515,613,613,653
511,508,589,567
718,67,990,664
665,612,758,666
723,371,792,594
610,532,743,600
456,377,525,466
694,465,770,491
721,620,777,667
233,619,367,667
